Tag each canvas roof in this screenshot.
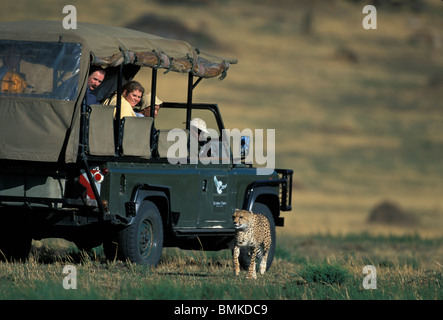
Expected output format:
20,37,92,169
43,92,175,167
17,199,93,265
0,20,237,79
0,21,237,163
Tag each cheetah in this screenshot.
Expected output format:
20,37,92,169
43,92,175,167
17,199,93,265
232,209,272,279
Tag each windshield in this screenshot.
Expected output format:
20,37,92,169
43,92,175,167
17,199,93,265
0,40,81,100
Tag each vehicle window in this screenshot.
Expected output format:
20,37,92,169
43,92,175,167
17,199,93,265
191,108,231,164
0,40,81,100
154,105,232,164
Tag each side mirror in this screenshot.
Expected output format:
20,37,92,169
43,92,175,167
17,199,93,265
240,136,250,160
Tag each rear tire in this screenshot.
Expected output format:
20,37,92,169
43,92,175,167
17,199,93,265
237,203,276,272
104,200,164,267
0,218,32,262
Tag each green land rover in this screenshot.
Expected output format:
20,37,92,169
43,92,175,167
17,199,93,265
0,21,292,270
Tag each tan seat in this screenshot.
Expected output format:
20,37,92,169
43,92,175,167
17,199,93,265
88,104,115,156
120,116,154,159
157,128,189,159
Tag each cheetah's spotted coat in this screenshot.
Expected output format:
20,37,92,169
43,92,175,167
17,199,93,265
232,209,272,279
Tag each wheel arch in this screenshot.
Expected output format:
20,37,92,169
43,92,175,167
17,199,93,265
128,184,172,231
243,185,283,227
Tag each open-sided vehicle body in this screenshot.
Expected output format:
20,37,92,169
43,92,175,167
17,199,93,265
0,20,292,267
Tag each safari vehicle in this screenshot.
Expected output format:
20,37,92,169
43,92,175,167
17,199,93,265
0,21,292,268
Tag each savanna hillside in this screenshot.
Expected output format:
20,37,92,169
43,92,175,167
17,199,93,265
1,0,442,238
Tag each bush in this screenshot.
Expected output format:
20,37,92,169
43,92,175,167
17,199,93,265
300,262,349,285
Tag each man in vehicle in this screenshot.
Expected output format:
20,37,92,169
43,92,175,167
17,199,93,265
85,66,106,105
189,117,210,159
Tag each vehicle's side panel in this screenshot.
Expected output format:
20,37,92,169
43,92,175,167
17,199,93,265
104,163,202,228
0,161,67,208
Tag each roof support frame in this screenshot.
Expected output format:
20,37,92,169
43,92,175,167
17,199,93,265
150,68,158,118
185,73,203,130
115,64,123,155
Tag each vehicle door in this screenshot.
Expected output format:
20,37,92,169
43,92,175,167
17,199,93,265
191,108,235,228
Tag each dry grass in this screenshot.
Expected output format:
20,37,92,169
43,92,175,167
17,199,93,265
1,234,441,300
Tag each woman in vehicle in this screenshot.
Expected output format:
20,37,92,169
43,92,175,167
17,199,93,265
105,80,144,119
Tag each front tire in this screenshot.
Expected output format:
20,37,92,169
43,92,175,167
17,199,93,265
237,203,276,272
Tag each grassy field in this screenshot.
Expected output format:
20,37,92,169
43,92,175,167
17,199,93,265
1,0,443,300
0,234,442,300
